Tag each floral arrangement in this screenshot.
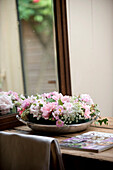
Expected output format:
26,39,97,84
0,91,108,126
0,91,25,115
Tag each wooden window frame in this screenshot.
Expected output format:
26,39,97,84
54,0,71,96
0,0,71,130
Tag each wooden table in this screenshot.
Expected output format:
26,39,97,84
5,117,113,170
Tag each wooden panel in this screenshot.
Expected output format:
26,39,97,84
53,0,72,95
0,114,23,130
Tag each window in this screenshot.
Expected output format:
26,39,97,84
17,0,59,95
0,0,71,129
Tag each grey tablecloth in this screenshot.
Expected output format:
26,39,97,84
0,131,64,170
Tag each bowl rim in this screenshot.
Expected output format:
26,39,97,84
16,114,97,128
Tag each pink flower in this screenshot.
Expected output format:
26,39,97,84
74,99,78,103
56,105,64,114
42,92,51,99
19,108,25,116
21,99,31,109
41,102,57,120
52,106,64,120
52,112,59,120
61,95,71,103
82,104,91,119
33,0,40,3
7,91,19,101
52,92,63,101
84,109,91,118
56,119,64,127
17,107,21,112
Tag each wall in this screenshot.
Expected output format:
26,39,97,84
0,0,24,94
67,0,113,116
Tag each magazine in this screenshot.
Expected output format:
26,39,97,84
60,131,113,152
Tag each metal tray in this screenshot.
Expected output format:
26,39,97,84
16,115,96,134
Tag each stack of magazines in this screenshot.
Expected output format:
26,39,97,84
60,131,113,152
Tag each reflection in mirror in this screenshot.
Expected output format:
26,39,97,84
66,0,113,117
17,0,58,96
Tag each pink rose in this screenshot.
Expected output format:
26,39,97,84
52,92,63,101
41,102,57,120
61,95,71,103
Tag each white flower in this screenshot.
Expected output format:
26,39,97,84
19,94,26,100
30,103,42,119
80,94,94,105
0,94,13,114
63,102,74,116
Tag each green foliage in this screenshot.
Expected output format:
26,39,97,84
58,99,63,106
18,0,53,35
98,118,108,125
39,103,43,107
11,106,17,113
46,98,56,103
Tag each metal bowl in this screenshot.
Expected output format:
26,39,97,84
16,115,96,134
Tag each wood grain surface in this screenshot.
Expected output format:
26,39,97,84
4,117,113,165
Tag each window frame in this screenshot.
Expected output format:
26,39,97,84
0,0,71,130
53,0,72,96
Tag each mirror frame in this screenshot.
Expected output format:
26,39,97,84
0,0,71,130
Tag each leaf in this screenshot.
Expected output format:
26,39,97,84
36,95,39,100
11,106,17,113
58,99,63,105
98,118,108,125
46,98,56,103
98,120,103,125
39,104,43,107
103,118,108,125
34,15,43,22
